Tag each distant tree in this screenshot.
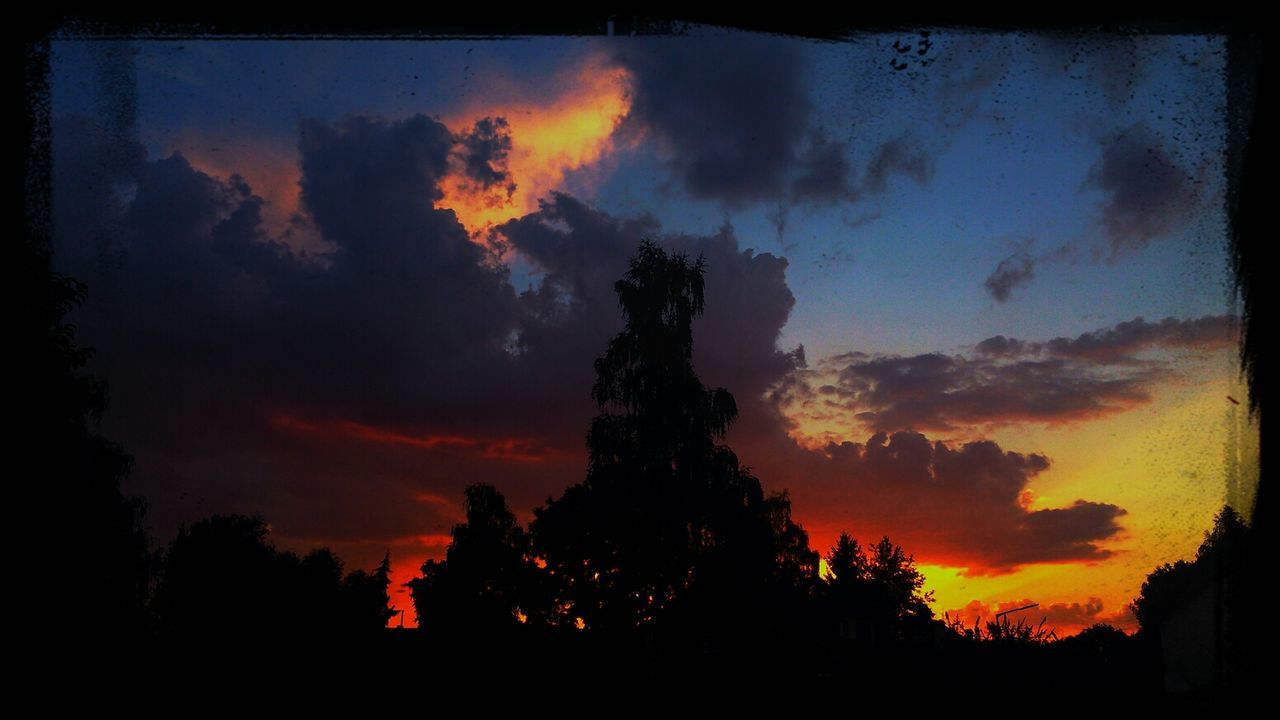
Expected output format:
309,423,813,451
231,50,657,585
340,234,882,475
408,484,543,636
154,514,395,640
866,535,934,625
530,240,818,644
289,547,346,630
1131,505,1249,631
341,553,396,633
824,533,934,643
153,515,282,639
1130,505,1263,692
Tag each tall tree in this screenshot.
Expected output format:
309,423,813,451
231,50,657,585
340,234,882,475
341,552,397,633
408,484,542,636
530,240,817,642
823,533,934,643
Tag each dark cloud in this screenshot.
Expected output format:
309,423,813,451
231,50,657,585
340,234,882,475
615,34,908,208
1088,123,1200,255
789,353,1156,435
807,431,1125,572
1044,315,1237,363
614,36,943,211
774,315,1234,434
973,335,1029,358
862,135,934,195
456,116,516,196
53,114,801,571
791,134,855,203
497,192,804,432
615,34,812,205
54,111,535,567
983,249,1035,302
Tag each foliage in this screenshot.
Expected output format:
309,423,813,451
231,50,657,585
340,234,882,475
825,533,935,642
20,227,151,639
942,612,1056,644
1131,505,1249,631
153,514,395,640
342,553,397,632
529,240,818,641
408,484,545,635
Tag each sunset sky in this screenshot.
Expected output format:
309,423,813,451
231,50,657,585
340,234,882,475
49,26,1257,634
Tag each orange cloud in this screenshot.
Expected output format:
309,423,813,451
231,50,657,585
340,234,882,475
438,53,635,237
166,53,634,256
271,414,566,462
167,131,332,257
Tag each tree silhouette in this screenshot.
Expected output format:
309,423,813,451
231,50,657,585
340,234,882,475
153,515,283,640
1132,506,1249,632
530,240,817,645
824,533,934,643
408,484,543,636
1127,505,1267,694
342,553,397,633
154,514,395,641
20,228,150,640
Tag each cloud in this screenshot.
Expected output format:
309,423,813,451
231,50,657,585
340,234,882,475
171,131,329,256
495,191,804,431
52,114,802,587
1088,123,1201,255
773,315,1236,438
791,134,855,203
983,249,1036,302
437,51,632,235
802,431,1125,572
972,335,1030,358
862,135,934,195
455,116,516,195
614,34,812,205
946,597,1138,636
613,35,946,213
1043,315,1237,362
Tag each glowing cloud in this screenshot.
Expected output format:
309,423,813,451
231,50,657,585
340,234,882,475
773,315,1236,448
167,131,331,257
438,54,634,236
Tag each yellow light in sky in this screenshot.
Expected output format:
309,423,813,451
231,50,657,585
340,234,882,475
923,369,1257,636
439,54,634,238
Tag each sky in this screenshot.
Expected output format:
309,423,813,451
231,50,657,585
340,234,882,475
47,25,1258,634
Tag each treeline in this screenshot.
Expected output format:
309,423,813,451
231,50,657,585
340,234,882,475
25,234,1255,703
388,244,1173,700
406,245,936,653
152,515,394,640
22,223,394,651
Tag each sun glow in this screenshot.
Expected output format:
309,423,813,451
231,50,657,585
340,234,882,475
438,54,635,238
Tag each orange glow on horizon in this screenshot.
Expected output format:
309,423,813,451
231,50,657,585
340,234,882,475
438,53,634,238
791,370,1254,640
